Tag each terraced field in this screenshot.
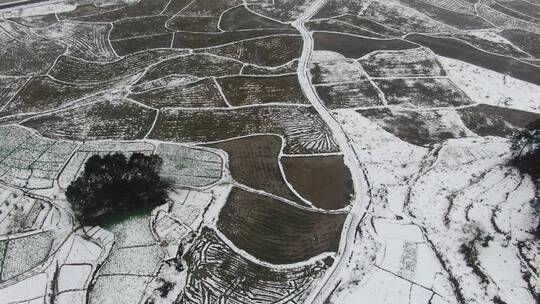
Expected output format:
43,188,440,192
0,0,539,304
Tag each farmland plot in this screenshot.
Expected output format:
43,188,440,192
111,33,175,56
218,187,347,264
0,77,29,110
359,48,446,77
129,78,229,108
172,30,295,49
34,20,118,61
216,74,309,106
149,106,339,154
179,227,329,303
0,231,54,281
200,35,303,67
307,19,390,38
0,188,57,235
204,135,308,206
22,98,157,141
313,32,417,59
155,143,223,187
373,78,474,108
358,108,475,146
0,125,77,189
0,33,64,76
457,104,540,137
219,5,294,30
49,49,186,85
138,54,243,83
90,209,163,304
281,155,353,210
0,0,539,303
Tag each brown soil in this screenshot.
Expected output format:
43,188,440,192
218,187,347,264
219,5,293,30
203,135,308,206
281,155,353,210
111,34,174,56
313,32,417,59
307,19,387,39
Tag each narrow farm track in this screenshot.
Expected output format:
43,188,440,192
292,1,372,303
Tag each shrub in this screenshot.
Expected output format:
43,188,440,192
66,153,171,225
510,120,540,237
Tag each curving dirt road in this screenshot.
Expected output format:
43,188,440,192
292,1,373,303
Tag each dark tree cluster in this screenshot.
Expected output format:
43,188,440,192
66,153,171,225
511,120,540,237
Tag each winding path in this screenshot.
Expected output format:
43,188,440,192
292,1,372,303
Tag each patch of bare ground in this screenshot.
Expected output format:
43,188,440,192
313,32,417,59
110,15,171,39
218,187,347,264
457,104,540,137
405,33,540,85
216,74,309,106
281,154,353,210
111,33,174,56
219,5,293,30
306,19,388,39
441,32,532,58
203,135,308,206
